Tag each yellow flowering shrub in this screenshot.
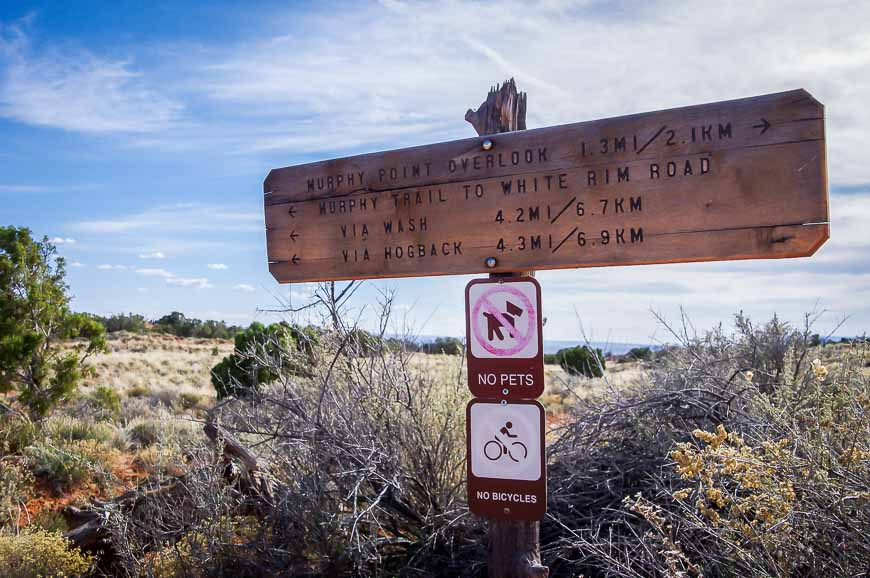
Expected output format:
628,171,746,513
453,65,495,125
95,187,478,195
664,344,869,575
0,529,93,577
671,426,796,547
552,316,869,578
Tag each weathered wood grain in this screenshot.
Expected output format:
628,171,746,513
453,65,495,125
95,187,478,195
465,77,527,136
264,89,827,283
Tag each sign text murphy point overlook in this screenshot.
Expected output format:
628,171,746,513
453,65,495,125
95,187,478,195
264,89,828,284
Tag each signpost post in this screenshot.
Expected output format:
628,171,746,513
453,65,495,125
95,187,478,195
464,83,548,578
263,79,829,578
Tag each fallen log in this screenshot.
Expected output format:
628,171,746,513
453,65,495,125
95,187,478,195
63,422,275,559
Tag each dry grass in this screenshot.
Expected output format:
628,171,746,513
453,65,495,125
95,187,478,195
78,332,233,405
74,332,641,421
405,349,643,416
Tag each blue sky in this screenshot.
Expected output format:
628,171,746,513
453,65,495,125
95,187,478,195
2,0,868,343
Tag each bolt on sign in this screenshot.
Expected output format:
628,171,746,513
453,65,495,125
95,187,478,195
264,89,828,284
466,277,544,399
466,399,546,521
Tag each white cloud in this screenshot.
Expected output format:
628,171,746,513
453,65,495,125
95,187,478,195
6,2,868,187
195,310,255,323
96,264,127,271
166,276,213,289
288,283,316,301
207,263,228,270
233,283,255,292
134,266,213,289
138,251,165,259
71,203,261,235
0,21,182,133
49,236,76,244
68,261,83,267
0,184,53,193
135,267,173,278
193,1,870,183
0,183,101,194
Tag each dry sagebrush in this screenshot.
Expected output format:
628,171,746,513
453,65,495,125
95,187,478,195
101,298,868,578
544,313,869,577
108,289,485,577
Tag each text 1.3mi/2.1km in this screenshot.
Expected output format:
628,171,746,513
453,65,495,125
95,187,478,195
264,90,828,284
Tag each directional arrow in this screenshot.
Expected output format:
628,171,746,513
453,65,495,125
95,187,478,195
289,230,299,242
288,206,297,218
752,117,771,135
291,254,300,265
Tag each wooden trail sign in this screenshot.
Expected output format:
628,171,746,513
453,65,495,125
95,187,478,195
264,89,828,284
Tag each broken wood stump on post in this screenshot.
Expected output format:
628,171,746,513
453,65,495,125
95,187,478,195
465,77,527,136
467,78,549,578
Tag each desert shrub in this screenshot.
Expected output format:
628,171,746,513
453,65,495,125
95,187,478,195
25,439,116,493
45,416,116,444
553,345,606,377
542,313,870,577
127,421,161,448
0,414,38,455
109,290,480,577
657,354,870,577
127,385,151,398
0,528,93,577
421,336,464,355
90,312,148,334
179,392,202,411
210,322,317,399
119,397,159,424
89,308,869,577
32,509,69,532
126,415,200,450
88,385,122,420
149,389,178,408
132,446,186,477
624,346,653,361
0,460,33,525
0,227,106,419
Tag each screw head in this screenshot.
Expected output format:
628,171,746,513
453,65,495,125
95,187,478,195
485,256,497,268
502,388,509,395
503,507,511,514
482,138,493,151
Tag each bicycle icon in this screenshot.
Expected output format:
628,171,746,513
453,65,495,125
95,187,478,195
483,421,528,463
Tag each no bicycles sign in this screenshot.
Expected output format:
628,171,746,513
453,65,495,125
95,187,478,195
465,276,544,399
466,399,546,520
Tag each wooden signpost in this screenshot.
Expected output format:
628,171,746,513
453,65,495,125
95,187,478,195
263,81,829,578
265,88,827,284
